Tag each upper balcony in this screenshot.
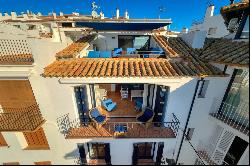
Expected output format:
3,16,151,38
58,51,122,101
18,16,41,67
210,100,249,136
0,104,45,132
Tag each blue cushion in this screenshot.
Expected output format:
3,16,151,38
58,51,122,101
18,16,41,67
95,115,106,123
115,125,127,132
88,51,100,58
137,108,153,122
90,108,101,118
107,103,117,112
100,51,112,58
151,47,163,54
113,48,122,56
127,48,136,54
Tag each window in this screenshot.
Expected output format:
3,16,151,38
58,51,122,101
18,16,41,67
241,16,249,39
62,22,73,27
185,128,195,140
136,142,155,159
34,161,51,165
88,143,106,159
23,127,50,150
198,80,209,98
208,27,217,35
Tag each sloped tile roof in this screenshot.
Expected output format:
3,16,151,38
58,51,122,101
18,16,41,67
153,35,179,58
0,54,34,65
42,58,224,78
200,38,249,67
167,37,201,57
156,36,249,67
55,34,96,60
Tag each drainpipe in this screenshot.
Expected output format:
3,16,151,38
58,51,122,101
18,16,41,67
176,77,204,164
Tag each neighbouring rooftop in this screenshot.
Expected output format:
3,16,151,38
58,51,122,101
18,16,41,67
154,36,249,68
56,34,97,60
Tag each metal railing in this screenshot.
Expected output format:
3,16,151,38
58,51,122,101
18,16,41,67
0,104,44,132
210,100,249,135
57,113,180,138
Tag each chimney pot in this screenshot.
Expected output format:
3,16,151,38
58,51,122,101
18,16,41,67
11,11,17,19
205,5,215,19
52,12,56,19
116,8,120,19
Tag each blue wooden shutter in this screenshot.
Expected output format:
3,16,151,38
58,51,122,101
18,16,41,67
74,86,89,124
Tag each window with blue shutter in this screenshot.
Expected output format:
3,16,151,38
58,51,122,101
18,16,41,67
153,86,169,125
74,86,89,124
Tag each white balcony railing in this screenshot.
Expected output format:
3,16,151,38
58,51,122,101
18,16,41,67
210,100,249,136
197,140,216,165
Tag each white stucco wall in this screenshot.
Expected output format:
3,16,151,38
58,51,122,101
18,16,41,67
177,66,249,165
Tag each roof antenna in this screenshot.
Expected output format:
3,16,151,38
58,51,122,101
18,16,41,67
91,1,100,18
158,5,166,19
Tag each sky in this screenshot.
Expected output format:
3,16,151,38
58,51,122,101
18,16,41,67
0,0,235,31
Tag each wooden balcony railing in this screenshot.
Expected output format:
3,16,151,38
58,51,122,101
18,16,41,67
0,104,45,132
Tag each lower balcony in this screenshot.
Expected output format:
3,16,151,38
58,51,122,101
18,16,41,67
0,104,45,132
57,113,179,139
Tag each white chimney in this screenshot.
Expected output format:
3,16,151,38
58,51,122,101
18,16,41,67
4,12,9,17
205,5,215,19
116,8,120,19
181,30,207,49
11,12,17,19
52,12,56,19
22,13,28,20
59,12,64,16
37,12,42,16
124,10,129,19
100,11,104,19
181,27,188,34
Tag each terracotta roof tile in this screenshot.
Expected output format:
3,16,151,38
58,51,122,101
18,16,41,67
158,36,249,67
55,34,96,60
43,58,225,78
153,35,179,58
0,54,34,65
200,38,249,67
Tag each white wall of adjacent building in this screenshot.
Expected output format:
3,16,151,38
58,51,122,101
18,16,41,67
189,5,229,38
177,65,249,165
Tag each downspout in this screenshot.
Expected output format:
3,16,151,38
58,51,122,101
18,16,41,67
176,77,204,164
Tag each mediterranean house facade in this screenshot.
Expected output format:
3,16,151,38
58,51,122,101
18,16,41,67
0,1,249,165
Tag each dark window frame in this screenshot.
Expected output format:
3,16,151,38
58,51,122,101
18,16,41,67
198,80,209,98
87,143,106,159
118,35,151,51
